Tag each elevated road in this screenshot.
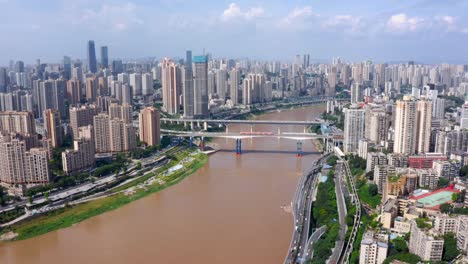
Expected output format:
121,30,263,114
161,130,332,141
328,162,348,264
285,153,330,264
161,118,326,126
338,154,362,264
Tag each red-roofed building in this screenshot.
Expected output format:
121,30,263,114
408,153,447,169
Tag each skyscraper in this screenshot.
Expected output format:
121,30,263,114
229,68,240,105
415,100,433,154
93,113,110,153
66,79,82,105
139,107,160,147
100,46,108,68
193,55,208,117
109,103,132,124
394,97,417,154
87,40,97,73
216,69,227,100
351,83,363,104
43,109,62,148
85,76,98,102
142,73,153,96
69,104,99,139
161,58,180,114
130,73,142,96
343,106,365,154
183,50,194,118
63,56,72,80
0,139,50,188
0,67,8,93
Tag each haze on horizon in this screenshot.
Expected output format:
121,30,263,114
1,0,468,64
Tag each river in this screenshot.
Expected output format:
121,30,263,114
0,105,324,264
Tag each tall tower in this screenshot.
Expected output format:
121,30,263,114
394,97,418,154
229,68,240,105
87,40,97,73
161,58,180,114
416,100,433,154
216,69,227,99
183,50,194,118
193,55,208,117
43,109,62,148
100,46,108,68
139,107,161,147
343,106,365,154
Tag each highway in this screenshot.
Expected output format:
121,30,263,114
0,146,178,215
328,162,348,264
285,153,330,264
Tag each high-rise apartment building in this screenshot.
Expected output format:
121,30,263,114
130,73,142,96
62,125,95,175
0,138,50,193
109,118,136,152
359,230,388,264
161,58,180,114
229,68,240,105
67,79,82,105
93,113,110,153
87,40,97,73
139,107,160,147
183,51,194,118
193,55,208,117
460,103,468,129
69,104,99,139
85,76,98,102
142,73,153,96
351,83,363,104
343,106,365,153
416,100,433,154
109,103,132,124
43,109,62,148
94,113,136,153
409,220,444,261
394,97,418,154
216,69,227,99
0,111,36,135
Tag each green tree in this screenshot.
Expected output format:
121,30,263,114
368,184,378,196
440,203,452,214
393,237,408,254
437,178,450,188
442,233,460,261
461,165,468,177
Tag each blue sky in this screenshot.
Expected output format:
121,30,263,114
2,0,468,64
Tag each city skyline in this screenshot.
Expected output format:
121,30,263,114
2,0,468,64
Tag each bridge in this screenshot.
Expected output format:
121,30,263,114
161,118,327,131
162,129,335,157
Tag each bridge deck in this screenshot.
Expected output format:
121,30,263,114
161,130,331,140
161,118,326,126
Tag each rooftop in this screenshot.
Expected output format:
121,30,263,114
410,187,460,209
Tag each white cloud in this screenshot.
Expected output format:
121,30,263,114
279,6,316,30
435,15,457,32
75,2,144,31
386,13,424,32
322,15,363,33
221,3,264,22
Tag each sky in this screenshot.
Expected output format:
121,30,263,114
2,0,468,64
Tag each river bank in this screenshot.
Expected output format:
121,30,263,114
0,150,207,241
0,105,326,264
